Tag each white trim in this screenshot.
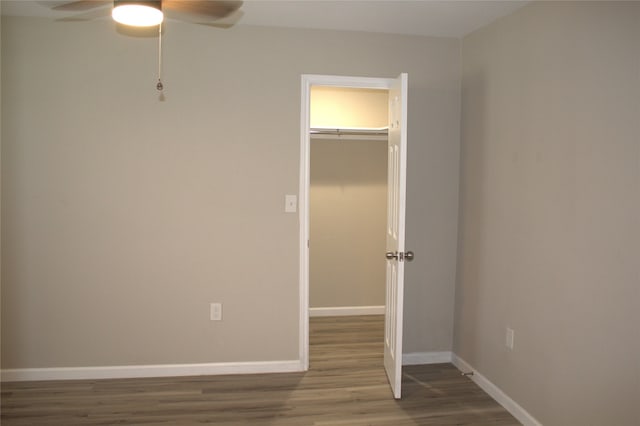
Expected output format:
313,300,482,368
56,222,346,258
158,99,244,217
309,305,385,317
300,74,395,375
302,74,395,90
299,76,311,372
1,360,303,382
451,354,542,426
402,351,452,365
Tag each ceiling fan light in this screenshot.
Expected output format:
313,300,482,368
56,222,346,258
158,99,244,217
112,1,163,27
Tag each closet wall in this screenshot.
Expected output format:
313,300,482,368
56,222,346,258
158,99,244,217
309,87,388,310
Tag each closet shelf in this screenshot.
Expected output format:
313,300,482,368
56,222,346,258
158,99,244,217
310,127,388,141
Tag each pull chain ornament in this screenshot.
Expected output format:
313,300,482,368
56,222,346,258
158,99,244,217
157,23,164,91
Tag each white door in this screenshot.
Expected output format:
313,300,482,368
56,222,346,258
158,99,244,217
384,73,408,399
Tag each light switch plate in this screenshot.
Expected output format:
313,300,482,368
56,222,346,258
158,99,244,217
210,303,222,321
285,195,297,213
506,327,514,350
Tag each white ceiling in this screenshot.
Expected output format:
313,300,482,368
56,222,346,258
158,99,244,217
0,1,529,38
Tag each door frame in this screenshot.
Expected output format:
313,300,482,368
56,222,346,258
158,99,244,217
299,74,396,370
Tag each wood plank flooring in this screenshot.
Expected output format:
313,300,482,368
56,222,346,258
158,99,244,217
2,316,519,425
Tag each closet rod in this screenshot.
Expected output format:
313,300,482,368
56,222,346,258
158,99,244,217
310,127,388,137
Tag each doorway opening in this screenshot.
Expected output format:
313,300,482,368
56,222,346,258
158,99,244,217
307,86,389,388
299,74,408,399
308,86,389,319
299,75,394,371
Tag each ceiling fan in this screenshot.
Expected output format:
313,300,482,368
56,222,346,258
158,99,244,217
52,1,243,27
50,1,243,93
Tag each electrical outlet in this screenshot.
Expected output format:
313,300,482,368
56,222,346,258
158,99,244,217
210,303,222,321
506,327,514,350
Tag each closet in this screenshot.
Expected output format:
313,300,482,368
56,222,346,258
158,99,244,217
309,87,389,316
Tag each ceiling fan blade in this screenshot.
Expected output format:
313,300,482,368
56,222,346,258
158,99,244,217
165,9,242,27
195,21,235,29
57,8,113,21
52,1,111,12
163,1,243,20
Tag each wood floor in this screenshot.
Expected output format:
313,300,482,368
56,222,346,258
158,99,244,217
2,316,519,425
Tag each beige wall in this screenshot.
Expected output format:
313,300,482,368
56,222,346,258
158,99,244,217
310,87,388,309
457,2,640,425
310,87,388,129
310,138,387,308
1,16,461,368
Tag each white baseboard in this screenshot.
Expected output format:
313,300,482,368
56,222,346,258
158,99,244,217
1,360,304,382
451,354,542,426
402,351,452,365
309,305,385,317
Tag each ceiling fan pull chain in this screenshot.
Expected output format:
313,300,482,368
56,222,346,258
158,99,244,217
156,23,164,91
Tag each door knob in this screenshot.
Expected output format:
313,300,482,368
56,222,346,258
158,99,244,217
386,251,414,261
